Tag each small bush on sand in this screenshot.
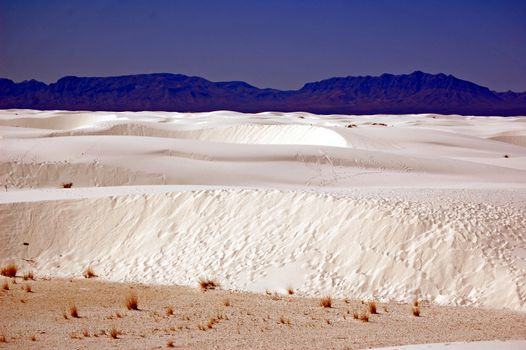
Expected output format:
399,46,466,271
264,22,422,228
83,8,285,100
24,284,32,293
23,271,34,281
287,287,295,295
223,299,231,307
1,264,17,278
126,292,139,310
368,301,377,314
69,304,80,318
207,317,218,329
83,266,96,279
167,340,175,347
0,335,6,343
412,305,420,317
62,182,73,188
82,329,90,337
109,327,120,339
353,311,369,322
2,280,8,290
199,278,220,291
320,296,332,308
278,316,291,325
166,306,174,316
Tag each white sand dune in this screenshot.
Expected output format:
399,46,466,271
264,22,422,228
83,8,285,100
1,110,526,312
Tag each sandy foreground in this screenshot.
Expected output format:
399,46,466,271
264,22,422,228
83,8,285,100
1,110,526,348
1,277,525,349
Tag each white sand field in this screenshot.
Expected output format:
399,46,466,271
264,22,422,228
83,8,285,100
1,109,526,314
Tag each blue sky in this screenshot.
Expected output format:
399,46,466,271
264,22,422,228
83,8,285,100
1,0,525,91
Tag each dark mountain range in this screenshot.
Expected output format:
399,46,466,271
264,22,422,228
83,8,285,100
1,71,525,115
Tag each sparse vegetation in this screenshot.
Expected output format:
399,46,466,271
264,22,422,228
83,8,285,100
166,306,174,316
320,296,332,308
368,301,377,314
353,311,369,322
167,340,175,348
199,278,220,291
207,316,218,329
504,154,509,158
1,263,17,278
69,304,80,318
0,335,6,343
412,305,420,317
23,271,34,280
278,316,291,325
109,327,120,339
372,122,388,126
83,266,96,278
62,182,73,188
30,335,36,341
2,280,8,290
83,329,90,337
223,299,231,307
24,284,32,293
126,292,139,310
287,287,295,295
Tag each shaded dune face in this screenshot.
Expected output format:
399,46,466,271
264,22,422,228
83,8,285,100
1,110,526,312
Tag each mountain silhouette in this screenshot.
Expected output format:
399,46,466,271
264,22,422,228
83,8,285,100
1,71,525,115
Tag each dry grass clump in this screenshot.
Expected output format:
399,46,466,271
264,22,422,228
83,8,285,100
353,311,369,322
109,327,120,339
368,300,377,314
23,271,34,281
207,316,218,329
1,263,17,278
23,284,32,293
320,296,332,308
166,306,174,316
2,280,9,290
412,305,421,317
199,278,220,291
167,340,175,348
69,304,80,318
125,292,139,310
278,316,291,325
223,299,231,307
83,266,96,279
62,182,73,188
